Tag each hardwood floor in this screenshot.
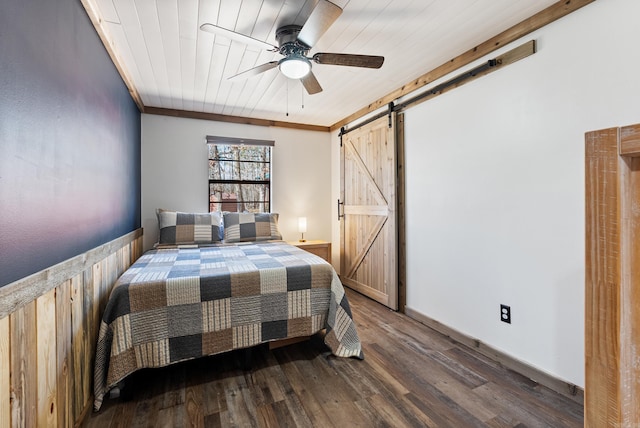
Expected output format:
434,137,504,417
83,289,583,427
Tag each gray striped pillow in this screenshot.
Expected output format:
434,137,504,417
157,209,223,245
223,212,282,242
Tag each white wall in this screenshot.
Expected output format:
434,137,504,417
404,0,640,387
332,0,639,388
141,114,332,251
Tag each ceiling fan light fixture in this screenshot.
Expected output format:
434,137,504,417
279,55,311,79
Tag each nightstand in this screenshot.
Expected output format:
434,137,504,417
287,240,332,263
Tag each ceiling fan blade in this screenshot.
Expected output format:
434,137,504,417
312,53,384,69
300,71,323,95
297,0,342,48
228,61,279,82
200,23,278,51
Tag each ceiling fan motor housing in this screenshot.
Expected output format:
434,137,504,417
276,25,310,57
202,0,382,94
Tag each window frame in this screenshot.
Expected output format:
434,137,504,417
206,135,274,214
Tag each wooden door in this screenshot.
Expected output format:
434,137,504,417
340,114,397,310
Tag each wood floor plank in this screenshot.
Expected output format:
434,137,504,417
107,400,136,428
245,350,287,406
353,396,398,427
472,382,548,427
273,348,335,426
427,347,489,388
434,377,497,423
255,403,279,427
404,390,482,428
129,378,165,428
269,399,299,427
484,414,522,428
366,392,431,427
161,364,186,410
220,372,258,427
394,392,441,427
84,289,583,427
202,375,228,417
156,406,182,428
451,346,582,425
347,344,410,396
366,339,484,410
203,413,222,428
184,383,205,428
129,400,160,428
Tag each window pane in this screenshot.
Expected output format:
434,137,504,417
208,145,270,162
209,182,270,213
208,143,271,213
208,145,271,181
209,160,269,181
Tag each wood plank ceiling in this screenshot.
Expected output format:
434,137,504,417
83,0,559,127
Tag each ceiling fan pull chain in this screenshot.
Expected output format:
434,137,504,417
286,80,289,116
301,84,304,109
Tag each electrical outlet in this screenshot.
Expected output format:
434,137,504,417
500,304,511,324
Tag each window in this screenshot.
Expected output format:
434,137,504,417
207,136,274,213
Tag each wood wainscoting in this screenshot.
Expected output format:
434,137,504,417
0,229,143,428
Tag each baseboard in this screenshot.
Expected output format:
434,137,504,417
404,306,584,405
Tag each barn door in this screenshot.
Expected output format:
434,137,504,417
340,114,397,310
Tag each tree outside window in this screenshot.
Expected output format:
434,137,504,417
207,136,273,213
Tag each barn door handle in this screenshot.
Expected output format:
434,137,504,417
337,199,345,221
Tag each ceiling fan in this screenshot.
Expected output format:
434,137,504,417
200,0,384,95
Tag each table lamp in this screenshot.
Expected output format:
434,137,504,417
298,217,307,242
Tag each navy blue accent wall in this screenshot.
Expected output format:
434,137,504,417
0,0,141,287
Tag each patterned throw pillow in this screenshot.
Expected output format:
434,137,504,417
223,212,282,242
156,209,223,245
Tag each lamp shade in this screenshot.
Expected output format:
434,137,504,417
298,217,307,233
279,56,311,79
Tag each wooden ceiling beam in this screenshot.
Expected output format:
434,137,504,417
330,0,596,132
144,107,330,133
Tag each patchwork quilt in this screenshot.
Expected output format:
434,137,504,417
93,241,363,411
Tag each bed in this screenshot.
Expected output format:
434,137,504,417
93,211,363,411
